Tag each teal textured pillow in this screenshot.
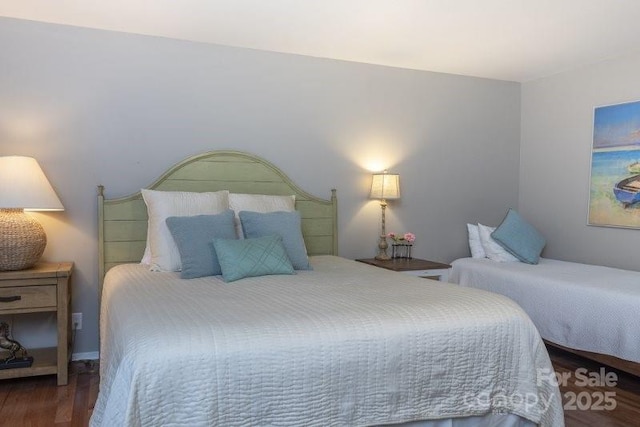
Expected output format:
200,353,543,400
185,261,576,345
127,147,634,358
213,235,295,282
491,209,546,264
165,210,236,279
239,211,311,270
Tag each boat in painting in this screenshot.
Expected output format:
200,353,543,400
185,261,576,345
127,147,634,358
628,161,640,174
614,173,640,207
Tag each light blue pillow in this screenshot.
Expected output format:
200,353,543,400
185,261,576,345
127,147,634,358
213,235,295,282
491,209,546,264
165,210,236,279
239,210,311,270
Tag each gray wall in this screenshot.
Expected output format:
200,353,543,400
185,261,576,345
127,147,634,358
520,51,640,271
0,17,521,355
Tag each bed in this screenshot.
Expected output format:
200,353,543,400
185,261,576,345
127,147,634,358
92,151,563,427
450,257,640,376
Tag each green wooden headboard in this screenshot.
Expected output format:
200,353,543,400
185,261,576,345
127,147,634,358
98,150,338,282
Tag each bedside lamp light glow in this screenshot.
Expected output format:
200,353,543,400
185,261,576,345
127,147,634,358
0,156,64,271
369,171,400,260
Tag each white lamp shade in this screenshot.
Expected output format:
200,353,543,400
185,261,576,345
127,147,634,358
0,156,64,211
370,172,400,200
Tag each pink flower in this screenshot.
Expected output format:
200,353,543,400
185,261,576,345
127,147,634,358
387,232,415,243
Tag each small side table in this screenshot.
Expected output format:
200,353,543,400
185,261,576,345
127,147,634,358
0,262,73,385
356,258,452,282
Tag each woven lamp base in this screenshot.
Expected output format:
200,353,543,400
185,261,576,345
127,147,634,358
0,209,47,271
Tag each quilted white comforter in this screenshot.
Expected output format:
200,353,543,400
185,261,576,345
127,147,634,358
91,256,563,427
451,257,640,363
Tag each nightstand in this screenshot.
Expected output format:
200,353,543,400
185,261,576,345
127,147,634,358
356,258,452,282
0,262,73,385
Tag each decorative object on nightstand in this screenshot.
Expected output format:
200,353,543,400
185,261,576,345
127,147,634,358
369,171,400,261
356,257,452,282
0,322,32,369
0,156,64,271
388,232,415,259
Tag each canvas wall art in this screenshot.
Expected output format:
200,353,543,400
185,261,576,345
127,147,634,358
588,100,640,228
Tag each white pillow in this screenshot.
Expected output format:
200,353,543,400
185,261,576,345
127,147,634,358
141,189,229,271
477,223,519,262
229,193,295,238
467,223,486,258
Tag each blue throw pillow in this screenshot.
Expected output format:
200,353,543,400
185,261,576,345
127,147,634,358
491,209,546,264
239,210,311,270
166,210,236,279
213,235,295,282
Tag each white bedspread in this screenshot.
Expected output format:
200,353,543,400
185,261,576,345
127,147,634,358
450,257,640,363
91,256,563,427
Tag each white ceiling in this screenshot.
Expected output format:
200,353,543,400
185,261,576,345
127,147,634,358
2,0,640,82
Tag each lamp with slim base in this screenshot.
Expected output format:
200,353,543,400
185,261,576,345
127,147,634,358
369,171,400,260
0,156,64,271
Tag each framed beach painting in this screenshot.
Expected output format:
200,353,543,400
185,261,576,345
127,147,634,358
588,99,640,228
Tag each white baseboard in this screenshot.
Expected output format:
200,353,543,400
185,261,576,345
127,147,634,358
72,351,99,361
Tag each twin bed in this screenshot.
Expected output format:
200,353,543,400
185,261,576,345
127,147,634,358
91,151,563,427
451,256,640,376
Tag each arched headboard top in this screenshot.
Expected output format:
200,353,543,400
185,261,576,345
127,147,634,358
98,150,337,281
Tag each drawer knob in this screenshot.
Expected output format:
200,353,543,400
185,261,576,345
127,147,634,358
0,296,21,303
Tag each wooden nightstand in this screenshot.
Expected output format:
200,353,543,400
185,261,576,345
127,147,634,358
0,262,73,385
356,258,452,282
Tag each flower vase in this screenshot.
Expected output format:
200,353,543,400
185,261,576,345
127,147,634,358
392,243,413,259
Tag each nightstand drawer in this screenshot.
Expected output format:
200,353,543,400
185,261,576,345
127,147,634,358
0,285,57,311
401,268,451,282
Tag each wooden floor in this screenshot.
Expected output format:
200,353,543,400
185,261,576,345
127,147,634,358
0,347,638,426
547,346,640,426
0,360,98,427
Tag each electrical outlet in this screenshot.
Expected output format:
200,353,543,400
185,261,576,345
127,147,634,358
72,312,83,330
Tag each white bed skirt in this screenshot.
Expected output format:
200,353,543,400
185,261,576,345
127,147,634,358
392,413,535,427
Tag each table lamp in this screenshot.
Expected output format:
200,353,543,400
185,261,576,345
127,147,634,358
0,156,64,271
369,170,400,260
